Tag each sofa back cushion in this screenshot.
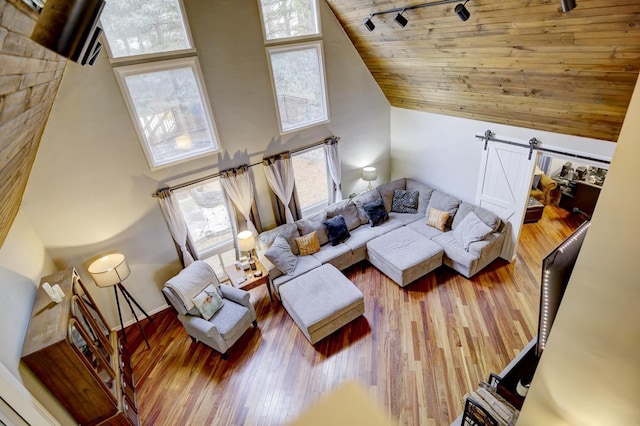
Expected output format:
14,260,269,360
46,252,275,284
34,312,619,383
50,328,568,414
426,190,461,230
451,201,501,233
325,199,360,231
258,223,301,255
406,179,435,215
377,178,407,212
352,189,381,225
296,211,329,246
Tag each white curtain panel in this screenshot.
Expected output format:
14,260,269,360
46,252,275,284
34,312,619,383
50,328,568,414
263,155,296,224
220,166,259,237
156,189,195,266
324,138,343,203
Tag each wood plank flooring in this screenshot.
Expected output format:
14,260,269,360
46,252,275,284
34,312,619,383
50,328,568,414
130,205,584,425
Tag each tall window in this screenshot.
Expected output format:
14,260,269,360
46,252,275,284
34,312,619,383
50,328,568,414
258,0,329,134
267,42,329,133
101,0,221,170
113,58,220,169
100,0,192,58
291,146,329,217
174,179,236,278
258,0,320,42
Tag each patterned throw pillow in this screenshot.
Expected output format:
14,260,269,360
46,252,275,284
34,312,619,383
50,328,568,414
323,214,351,246
391,189,419,213
191,284,224,320
295,231,321,256
363,197,388,227
427,207,450,231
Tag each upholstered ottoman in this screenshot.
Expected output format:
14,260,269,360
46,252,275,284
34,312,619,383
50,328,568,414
279,264,364,344
367,227,443,287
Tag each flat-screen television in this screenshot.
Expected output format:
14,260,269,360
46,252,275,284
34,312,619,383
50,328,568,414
536,220,591,357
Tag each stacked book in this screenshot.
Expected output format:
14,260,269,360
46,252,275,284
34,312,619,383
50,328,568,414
463,382,519,426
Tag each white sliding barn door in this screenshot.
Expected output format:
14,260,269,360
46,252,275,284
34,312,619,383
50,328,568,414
476,140,538,261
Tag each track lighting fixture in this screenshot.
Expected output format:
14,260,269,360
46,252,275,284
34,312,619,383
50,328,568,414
363,0,472,31
455,0,470,21
364,15,375,32
560,0,577,13
394,10,408,27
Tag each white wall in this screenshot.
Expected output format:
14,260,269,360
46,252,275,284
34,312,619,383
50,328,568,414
20,0,390,328
0,211,74,425
390,107,616,202
517,75,640,425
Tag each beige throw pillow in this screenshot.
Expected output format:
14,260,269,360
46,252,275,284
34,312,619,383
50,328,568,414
295,231,321,256
427,207,450,231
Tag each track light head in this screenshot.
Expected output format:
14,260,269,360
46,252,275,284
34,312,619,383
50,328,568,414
364,16,375,31
455,2,470,21
561,0,577,13
394,11,408,27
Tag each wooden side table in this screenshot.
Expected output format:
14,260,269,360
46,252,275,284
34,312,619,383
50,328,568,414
224,259,272,301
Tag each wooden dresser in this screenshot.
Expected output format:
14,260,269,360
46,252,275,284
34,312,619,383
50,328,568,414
21,268,139,426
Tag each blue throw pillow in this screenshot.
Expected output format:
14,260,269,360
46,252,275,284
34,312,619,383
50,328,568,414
363,197,388,227
323,214,350,246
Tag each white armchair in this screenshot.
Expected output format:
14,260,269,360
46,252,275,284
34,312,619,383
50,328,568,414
162,261,257,358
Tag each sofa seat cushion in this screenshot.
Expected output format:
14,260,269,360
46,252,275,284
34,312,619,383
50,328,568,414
342,225,381,262
280,264,364,344
406,220,444,239
366,227,443,287
272,255,322,297
312,243,353,270
432,232,477,269
388,211,423,226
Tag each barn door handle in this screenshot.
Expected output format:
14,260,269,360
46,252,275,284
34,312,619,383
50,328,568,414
528,138,540,160
483,130,494,150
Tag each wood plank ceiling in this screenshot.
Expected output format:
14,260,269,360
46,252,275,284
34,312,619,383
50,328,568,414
325,0,640,141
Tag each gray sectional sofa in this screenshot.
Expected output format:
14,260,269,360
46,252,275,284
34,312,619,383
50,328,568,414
258,177,509,298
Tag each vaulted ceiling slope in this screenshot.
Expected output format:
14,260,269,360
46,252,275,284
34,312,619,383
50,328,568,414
326,0,640,141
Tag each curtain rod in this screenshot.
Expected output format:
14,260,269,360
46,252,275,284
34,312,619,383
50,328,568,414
475,130,611,166
152,136,339,197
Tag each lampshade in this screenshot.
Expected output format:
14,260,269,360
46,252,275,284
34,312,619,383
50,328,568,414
362,166,377,182
88,253,130,288
237,231,256,252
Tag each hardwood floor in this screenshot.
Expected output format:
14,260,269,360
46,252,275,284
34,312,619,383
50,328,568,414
130,205,585,425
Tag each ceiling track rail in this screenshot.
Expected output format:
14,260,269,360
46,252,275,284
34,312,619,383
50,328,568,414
476,130,611,166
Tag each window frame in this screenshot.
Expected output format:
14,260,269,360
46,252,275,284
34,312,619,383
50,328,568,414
266,40,330,134
113,56,222,170
291,145,331,218
100,0,195,62
257,0,321,44
173,177,237,261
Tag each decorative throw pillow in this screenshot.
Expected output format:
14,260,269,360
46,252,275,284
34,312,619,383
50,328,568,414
191,284,224,320
452,211,493,251
295,231,321,256
323,214,351,246
426,207,450,231
391,189,419,213
363,197,389,227
264,235,298,274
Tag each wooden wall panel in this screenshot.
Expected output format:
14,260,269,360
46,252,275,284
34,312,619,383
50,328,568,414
326,0,640,141
0,0,67,247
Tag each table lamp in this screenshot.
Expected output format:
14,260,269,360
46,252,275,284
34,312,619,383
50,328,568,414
88,253,152,349
362,166,377,190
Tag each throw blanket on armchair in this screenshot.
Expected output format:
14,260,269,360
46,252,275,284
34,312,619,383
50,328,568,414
165,260,217,311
